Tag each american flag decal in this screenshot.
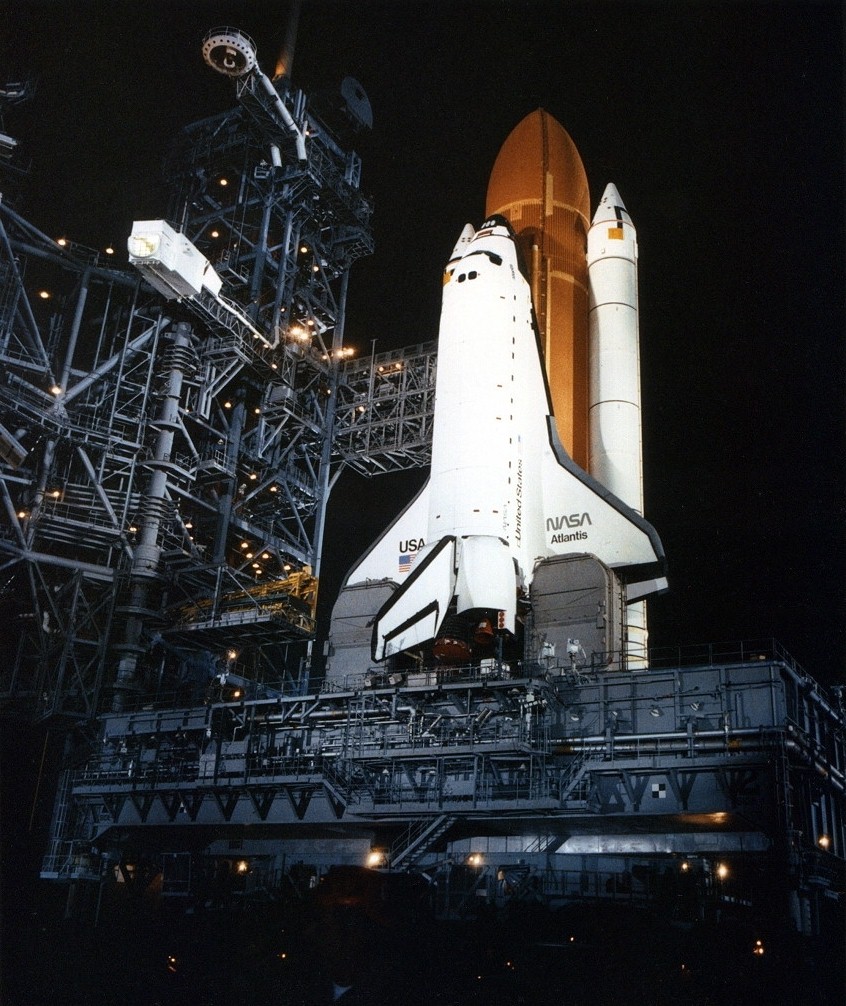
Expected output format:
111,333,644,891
398,553,414,574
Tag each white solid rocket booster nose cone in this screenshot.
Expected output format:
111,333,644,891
591,182,632,226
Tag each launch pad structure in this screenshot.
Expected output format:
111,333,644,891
0,27,843,947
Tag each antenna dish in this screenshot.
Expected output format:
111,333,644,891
340,77,373,130
202,27,258,78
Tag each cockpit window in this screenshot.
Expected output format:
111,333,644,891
463,250,502,266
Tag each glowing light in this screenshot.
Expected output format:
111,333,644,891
184,520,193,529
357,405,366,413
261,552,270,560
127,232,160,258
128,526,137,533
299,245,308,254
716,862,729,880
226,649,238,661
246,552,254,559
38,290,51,300
466,853,483,867
56,237,68,247
219,178,229,187
680,861,690,872
252,562,260,569
50,489,61,498
224,400,232,409
50,384,62,395
269,485,278,493
231,689,242,699
235,859,249,873
104,246,115,255
254,407,261,414
210,229,220,238
240,541,249,549
753,940,765,956
283,564,291,571
17,510,27,519
367,850,386,868
818,834,831,850
248,472,258,480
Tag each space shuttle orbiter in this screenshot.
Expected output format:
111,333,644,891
343,215,666,662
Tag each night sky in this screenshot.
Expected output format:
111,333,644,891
6,1,845,682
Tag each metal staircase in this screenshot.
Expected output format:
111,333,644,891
558,747,596,808
390,814,455,870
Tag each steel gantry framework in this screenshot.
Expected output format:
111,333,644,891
0,36,436,721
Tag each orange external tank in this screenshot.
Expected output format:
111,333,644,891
485,109,590,468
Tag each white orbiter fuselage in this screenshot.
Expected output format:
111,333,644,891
346,216,666,661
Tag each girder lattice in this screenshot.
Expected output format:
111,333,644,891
0,59,436,721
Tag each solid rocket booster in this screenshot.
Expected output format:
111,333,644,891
587,183,648,662
486,109,591,470
587,183,643,515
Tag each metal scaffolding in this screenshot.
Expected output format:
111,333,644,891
0,41,435,721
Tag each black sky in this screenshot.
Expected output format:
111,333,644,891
6,1,845,682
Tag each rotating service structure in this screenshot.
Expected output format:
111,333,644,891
0,27,435,720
